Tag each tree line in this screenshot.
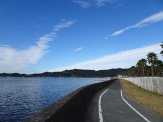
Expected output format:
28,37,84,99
120,43,163,77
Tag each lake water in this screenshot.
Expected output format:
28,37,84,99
0,77,110,122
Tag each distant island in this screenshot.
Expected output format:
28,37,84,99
0,68,127,77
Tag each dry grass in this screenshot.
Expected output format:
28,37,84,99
120,79,163,117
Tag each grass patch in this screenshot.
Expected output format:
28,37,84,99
120,79,163,117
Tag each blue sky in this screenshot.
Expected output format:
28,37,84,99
0,0,163,73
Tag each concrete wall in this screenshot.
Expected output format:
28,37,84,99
26,79,116,122
122,77,163,95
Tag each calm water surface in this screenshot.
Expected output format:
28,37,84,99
0,77,110,122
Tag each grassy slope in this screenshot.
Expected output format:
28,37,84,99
120,79,163,117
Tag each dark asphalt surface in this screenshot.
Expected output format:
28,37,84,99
86,79,163,122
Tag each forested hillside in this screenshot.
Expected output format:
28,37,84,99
0,68,127,77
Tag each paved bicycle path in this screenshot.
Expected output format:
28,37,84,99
86,79,163,122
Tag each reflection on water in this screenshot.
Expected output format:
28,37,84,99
0,77,109,122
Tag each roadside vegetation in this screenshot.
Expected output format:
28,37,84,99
120,52,163,77
118,42,163,77
120,79,163,117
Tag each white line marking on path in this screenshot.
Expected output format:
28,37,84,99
99,89,108,122
121,90,151,122
99,81,115,122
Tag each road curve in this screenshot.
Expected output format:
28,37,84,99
86,79,163,122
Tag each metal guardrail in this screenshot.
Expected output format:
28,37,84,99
122,77,163,95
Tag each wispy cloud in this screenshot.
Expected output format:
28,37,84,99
95,0,113,7
75,46,85,51
73,0,116,8
0,20,76,73
73,0,91,8
108,11,163,37
53,20,76,31
38,17,48,20
50,43,163,71
40,60,45,64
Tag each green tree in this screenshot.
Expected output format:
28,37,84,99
147,52,158,77
136,61,141,76
136,59,147,76
145,66,151,76
128,66,136,76
154,59,163,76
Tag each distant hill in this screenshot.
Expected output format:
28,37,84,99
0,68,128,77
62,68,128,77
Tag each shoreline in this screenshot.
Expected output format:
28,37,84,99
25,79,116,122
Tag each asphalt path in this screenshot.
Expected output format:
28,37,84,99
86,79,163,122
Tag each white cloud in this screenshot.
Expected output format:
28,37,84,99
53,20,76,31
73,0,115,8
109,11,163,37
73,0,91,8
95,0,113,7
40,60,45,64
75,46,85,51
50,43,163,71
0,20,76,73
